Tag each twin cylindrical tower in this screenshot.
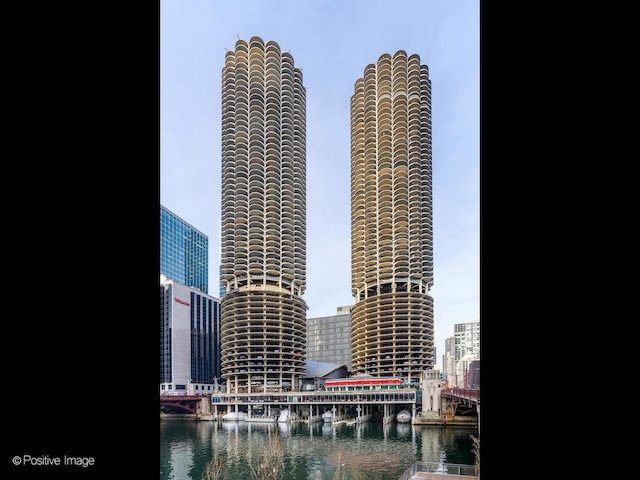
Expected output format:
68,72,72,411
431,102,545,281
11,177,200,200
220,36,434,392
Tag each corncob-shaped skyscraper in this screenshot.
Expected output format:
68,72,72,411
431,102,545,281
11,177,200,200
220,36,307,393
350,50,435,382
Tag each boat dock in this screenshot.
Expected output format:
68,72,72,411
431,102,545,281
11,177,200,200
162,379,479,427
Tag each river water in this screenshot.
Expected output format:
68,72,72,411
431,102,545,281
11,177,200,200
160,419,478,480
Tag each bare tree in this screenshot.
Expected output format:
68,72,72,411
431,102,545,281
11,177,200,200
471,435,480,479
331,450,382,480
247,428,284,480
201,446,224,480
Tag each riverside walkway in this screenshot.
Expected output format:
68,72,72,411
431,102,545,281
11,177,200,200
398,462,478,480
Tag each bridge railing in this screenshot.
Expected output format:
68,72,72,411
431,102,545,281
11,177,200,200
442,388,480,403
398,462,477,480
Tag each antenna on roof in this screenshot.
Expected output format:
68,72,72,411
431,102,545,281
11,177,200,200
236,34,240,39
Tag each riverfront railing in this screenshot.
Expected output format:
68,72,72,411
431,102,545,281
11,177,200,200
398,462,477,480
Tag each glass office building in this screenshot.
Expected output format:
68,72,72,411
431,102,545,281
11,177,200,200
306,306,353,370
160,204,209,294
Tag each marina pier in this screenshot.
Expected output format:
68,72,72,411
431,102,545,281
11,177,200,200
161,376,479,426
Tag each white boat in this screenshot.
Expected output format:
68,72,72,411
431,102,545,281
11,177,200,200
278,408,299,423
383,412,397,424
396,409,412,423
322,410,349,424
221,410,247,422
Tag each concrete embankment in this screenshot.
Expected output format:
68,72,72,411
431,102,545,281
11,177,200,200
160,413,221,421
412,415,477,426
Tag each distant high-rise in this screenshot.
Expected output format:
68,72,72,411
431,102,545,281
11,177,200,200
350,50,435,382
307,306,353,370
219,36,307,393
443,336,455,383
160,204,209,294
454,320,480,365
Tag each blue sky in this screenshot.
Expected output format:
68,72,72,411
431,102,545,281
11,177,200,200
160,0,480,370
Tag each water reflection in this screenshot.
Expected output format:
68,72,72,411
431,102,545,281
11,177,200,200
397,422,411,438
160,420,476,480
